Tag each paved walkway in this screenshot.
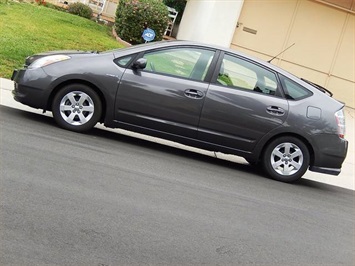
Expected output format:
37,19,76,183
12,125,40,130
1,77,354,190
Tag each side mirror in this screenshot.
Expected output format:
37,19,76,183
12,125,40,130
132,58,147,69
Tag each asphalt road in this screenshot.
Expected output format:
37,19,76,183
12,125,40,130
1,105,354,266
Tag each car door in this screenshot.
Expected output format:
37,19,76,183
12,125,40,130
115,46,216,138
198,52,289,153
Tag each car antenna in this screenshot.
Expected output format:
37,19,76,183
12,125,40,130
268,43,295,63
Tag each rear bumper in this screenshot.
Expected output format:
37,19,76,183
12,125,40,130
310,134,348,175
309,166,341,176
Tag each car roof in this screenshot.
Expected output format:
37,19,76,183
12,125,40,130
114,40,291,75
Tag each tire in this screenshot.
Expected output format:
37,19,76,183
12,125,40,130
52,84,102,132
262,136,310,183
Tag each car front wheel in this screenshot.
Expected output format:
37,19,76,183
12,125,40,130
262,136,310,183
52,84,102,132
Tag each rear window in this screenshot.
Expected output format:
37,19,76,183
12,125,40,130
279,75,312,100
216,54,280,97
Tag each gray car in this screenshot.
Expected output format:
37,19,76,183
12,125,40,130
11,40,348,183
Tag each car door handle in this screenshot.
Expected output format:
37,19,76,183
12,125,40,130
184,89,204,99
266,106,285,116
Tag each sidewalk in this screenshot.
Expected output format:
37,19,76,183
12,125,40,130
1,77,354,190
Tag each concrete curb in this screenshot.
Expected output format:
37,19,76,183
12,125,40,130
1,77,354,190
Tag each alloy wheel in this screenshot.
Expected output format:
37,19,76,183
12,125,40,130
270,142,303,176
59,91,95,126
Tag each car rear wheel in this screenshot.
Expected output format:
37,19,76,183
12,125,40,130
52,84,102,132
262,136,309,183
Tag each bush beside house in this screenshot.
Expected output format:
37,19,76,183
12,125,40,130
115,0,169,44
67,2,93,19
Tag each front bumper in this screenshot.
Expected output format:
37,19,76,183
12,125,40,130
11,69,18,81
11,68,53,110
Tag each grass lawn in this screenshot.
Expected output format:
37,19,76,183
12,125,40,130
0,1,124,78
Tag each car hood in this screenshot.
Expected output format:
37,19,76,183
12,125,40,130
25,50,98,66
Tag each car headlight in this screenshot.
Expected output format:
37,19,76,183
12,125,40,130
29,55,71,69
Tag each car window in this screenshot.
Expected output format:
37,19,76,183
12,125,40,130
143,47,215,81
217,54,279,96
280,75,313,100
115,55,134,67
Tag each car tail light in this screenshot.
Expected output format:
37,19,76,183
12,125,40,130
335,109,346,139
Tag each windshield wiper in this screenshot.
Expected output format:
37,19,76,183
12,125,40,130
301,78,333,97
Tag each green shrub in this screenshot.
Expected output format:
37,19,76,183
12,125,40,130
68,2,92,19
115,0,169,45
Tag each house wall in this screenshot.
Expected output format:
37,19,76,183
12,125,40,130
176,0,244,47
101,0,118,19
231,0,354,107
